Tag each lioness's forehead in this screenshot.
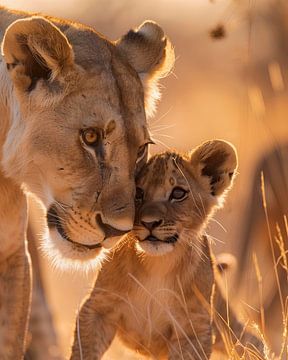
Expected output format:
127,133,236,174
65,27,145,113
48,31,149,146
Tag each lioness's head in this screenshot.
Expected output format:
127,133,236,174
132,140,237,257
1,15,174,264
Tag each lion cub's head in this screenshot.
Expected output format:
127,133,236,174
132,140,237,257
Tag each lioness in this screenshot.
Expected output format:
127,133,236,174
0,6,174,358
70,140,239,359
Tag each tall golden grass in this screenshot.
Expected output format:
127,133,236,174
212,173,288,360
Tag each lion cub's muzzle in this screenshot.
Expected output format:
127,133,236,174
137,204,178,244
140,220,178,244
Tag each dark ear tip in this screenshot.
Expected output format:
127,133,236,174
124,29,144,42
121,21,166,47
137,20,165,41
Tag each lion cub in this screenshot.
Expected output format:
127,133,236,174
71,140,238,359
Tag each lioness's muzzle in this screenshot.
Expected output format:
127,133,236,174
46,206,101,248
95,214,128,238
47,205,128,250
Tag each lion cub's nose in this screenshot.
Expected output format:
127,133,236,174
141,219,163,231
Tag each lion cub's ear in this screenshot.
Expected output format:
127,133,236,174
116,21,175,117
1,16,74,93
189,140,238,200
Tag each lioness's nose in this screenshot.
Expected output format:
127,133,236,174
99,183,135,232
99,212,134,232
96,214,133,237
107,217,134,231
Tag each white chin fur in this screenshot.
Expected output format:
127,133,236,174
136,240,174,256
40,227,108,273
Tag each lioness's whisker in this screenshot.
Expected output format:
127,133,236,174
148,106,173,126
153,138,172,150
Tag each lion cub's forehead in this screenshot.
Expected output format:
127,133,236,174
138,152,189,195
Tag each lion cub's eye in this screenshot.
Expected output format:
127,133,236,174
81,128,98,147
135,187,144,203
169,187,188,202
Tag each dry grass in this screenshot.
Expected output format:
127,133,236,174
212,173,288,360
211,174,288,360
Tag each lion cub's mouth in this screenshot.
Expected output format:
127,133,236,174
144,234,178,244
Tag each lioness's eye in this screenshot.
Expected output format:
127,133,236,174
135,187,144,202
136,144,148,163
81,128,98,146
169,187,188,202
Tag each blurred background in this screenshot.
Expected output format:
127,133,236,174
2,0,287,358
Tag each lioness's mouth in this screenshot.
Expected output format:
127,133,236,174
95,214,128,238
144,234,178,244
47,206,127,250
47,206,102,250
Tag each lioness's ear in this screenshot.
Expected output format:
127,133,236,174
1,16,74,92
116,21,175,117
189,140,238,199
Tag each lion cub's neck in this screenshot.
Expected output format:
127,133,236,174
128,232,206,279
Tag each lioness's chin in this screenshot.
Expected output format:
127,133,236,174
135,240,175,256
40,227,108,272
101,235,124,249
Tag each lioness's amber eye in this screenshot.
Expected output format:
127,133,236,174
81,128,98,146
169,187,188,202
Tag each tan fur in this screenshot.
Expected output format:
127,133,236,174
26,225,61,359
0,6,174,357
0,242,31,360
70,139,238,359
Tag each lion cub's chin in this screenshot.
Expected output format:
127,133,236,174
40,227,109,272
135,240,175,256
